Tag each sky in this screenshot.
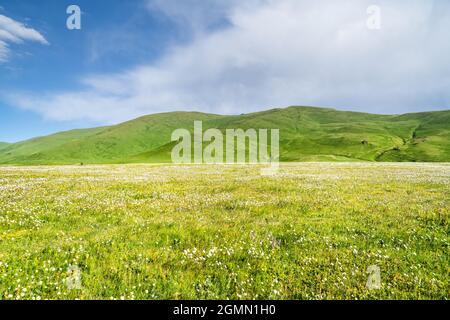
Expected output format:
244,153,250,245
0,0,449,143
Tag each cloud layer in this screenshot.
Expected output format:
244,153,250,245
0,14,48,62
8,0,450,123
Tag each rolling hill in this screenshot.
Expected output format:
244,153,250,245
0,142,10,150
0,106,449,165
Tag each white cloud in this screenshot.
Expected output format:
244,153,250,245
8,0,450,123
147,0,250,33
0,14,48,62
0,40,8,62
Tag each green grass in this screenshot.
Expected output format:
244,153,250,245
0,163,448,300
0,107,449,165
0,142,9,151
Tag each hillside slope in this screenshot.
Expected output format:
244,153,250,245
0,142,10,151
0,107,448,164
376,110,450,162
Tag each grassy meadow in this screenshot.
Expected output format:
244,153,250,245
0,163,448,300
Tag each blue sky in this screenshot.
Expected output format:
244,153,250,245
0,0,185,142
0,0,449,142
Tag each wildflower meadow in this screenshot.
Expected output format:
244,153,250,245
0,163,448,300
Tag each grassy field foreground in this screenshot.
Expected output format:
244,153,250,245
0,163,448,300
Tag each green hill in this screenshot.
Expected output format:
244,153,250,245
0,142,10,150
0,106,449,165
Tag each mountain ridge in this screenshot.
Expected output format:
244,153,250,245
0,106,449,164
